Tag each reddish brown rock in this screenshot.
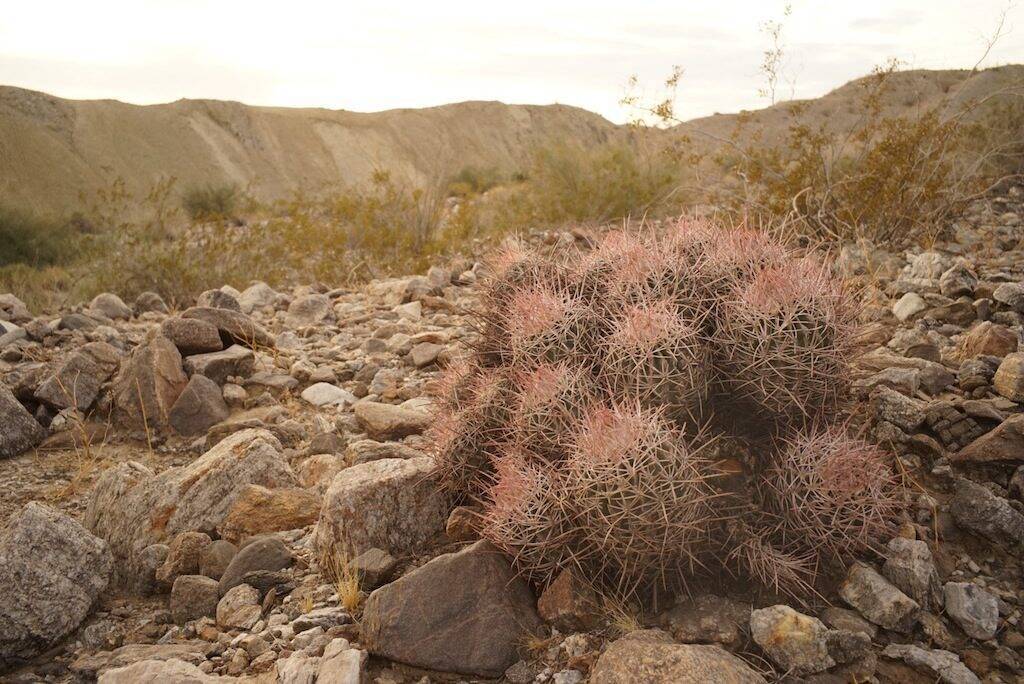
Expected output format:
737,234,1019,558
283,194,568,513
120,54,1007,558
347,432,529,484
216,485,320,544
537,568,602,632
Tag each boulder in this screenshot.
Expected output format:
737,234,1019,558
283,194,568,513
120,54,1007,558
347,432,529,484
183,345,255,385
408,342,444,368
301,383,356,408
893,293,928,322
951,477,1024,555
939,263,977,299
217,583,262,630
196,289,241,312
354,401,431,440
0,293,32,323
72,642,208,679
286,294,332,328
169,374,230,436
218,535,293,595
134,291,169,315
882,537,942,611
0,503,112,666
993,282,1024,312
955,321,1018,361
182,306,275,349
839,563,920,633
0,384,45,458
90,293,133,320
994,352,1024,401
350,548,397,590
216,485,320,544
34,341,120,411
314,456,446,558
590,631,766,683
238,282,278,313
954,414,1024,464
111,334,188,432
199,540,237,581
657,594,751,648
161,318,224,356
362,541,542,677
98,658,219,683
882,644,980,684
749,605,834,675
84,429,298,569
156,531,212,585
944,582,999,640
170,575,220,625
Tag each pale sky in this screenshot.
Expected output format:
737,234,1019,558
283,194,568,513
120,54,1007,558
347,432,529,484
2,1,1022,123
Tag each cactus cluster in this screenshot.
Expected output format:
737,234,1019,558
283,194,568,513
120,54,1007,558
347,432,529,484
431,219,906,598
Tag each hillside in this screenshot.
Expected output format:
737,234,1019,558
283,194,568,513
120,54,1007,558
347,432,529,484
0,88,620,215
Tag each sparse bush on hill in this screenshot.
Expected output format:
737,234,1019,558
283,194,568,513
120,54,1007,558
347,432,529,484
0,204,77,268
182,183,240,221
447,165,503,197
431,221,906,600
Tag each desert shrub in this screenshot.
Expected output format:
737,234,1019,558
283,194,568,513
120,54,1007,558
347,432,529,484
448,165,503,197
182,183,239,220
431,219,906,600
0,204,77,268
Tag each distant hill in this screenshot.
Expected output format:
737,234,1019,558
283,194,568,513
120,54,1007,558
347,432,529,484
1,65,1020,216
0,89,620,215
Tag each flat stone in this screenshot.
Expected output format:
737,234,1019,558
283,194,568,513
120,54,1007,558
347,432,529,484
882,537,942,611
301,383,356,408
951,477,1024,555
183,345,255,385
98,658,219,683
956,321,1017,361
944,582,999,640
590,631,766,683
362,541,543,678
882,644,980,684
345,439,424,465
354,401,431,440
954,414,1024,464
161,317,224,356
169,374,230,436
839,563,920,633
314,456,446,558
750,605,834,674
0,383,45,458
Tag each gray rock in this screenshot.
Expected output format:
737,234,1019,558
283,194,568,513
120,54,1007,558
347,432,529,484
882,537,942,611
129,544,169,596
943,582,998,640
216,583,262,630
182,306,275,349
951,477,1024,555
34,341,120,411
350,548,397,590
882,644,980,684
871,386,926,431
0,293,32,323
218,535,293,595
183,345,255,385
169,374,230,436
590,631,766,683
301,383,356,408
994,282,1024,312
0,384,45,458
170,575,219,624
820,607,878,639
362,541,542,677
345,439,424,465
286,294,332,328
196,289,241,312
292,607,352,632
315,457,446,558
0,503,112,665
749,605,834,674
85,429,298,570
893,293,928,322
90,293,133,320
839,563,920,633
161,317,224,356
939,263,978,298
111,334,188,432
199,540,237,581
134,291,169,314
408,342,444,368
238,282,278,313
354,401,431,440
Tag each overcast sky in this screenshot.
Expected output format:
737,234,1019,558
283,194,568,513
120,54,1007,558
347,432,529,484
2,1,1022,123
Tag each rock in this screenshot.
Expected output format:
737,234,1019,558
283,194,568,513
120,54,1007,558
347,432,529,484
85,429,298,567
169,374,230,436
183,345,255,385
301,383,356,408
893,293,928,322
882,644,980,684
90,292,133,320
658,594,750,648
956,321,1018,360
182,306,275,349
362,541,542,677
538,568,602,632
134,291,169,314
994,352,1024,401
318,642,366,684
161,318,224,356
590,631,766,683
111,334,188,432
882,537,942,611
940,263,977,298
156,531,213,584
217,583,262,630
445,506,480,542
71,642,208,679
0,293,31,322
0,384,45,458
820,607,877,639
944,582,999,640
749,605,834,674
218,535,293,595
350,548,397,590
98,658,218,683
954,414,1024,464
0,503,112,665
292,607,352,632
286,294,332,328
216,485,320,544
951,477,1024,555
408,342,444,368
170,575,220,624
199,540,237,581
345,439,424,464
354,401,431,440
314,456,446,558
196,288,241,311
872,386,927,431
298,453,345,490
993,282,1024,312
34,341,120,411
839,563,920,633
238,282,278,313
